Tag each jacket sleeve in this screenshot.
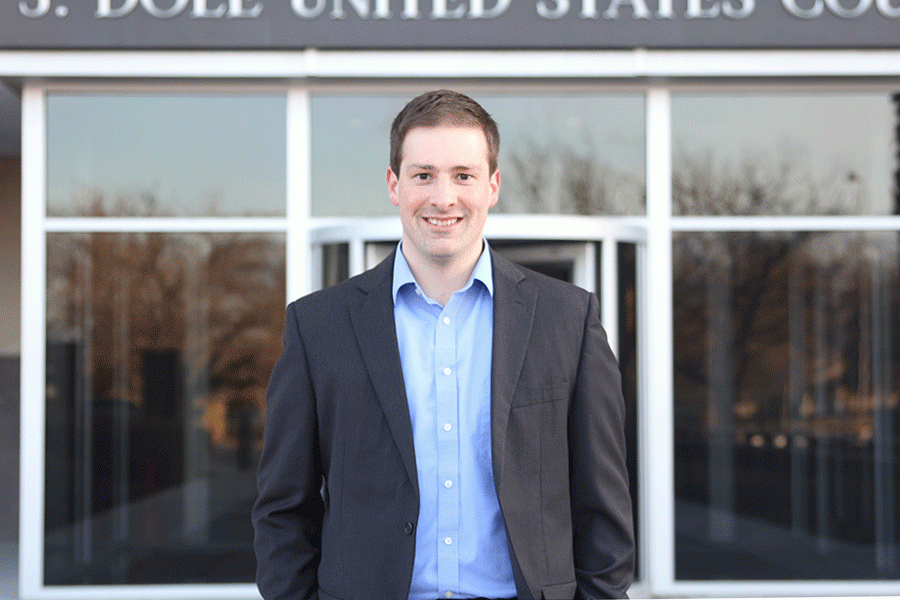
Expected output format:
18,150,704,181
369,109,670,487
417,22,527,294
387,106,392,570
570,292,635,599
252,301,325,600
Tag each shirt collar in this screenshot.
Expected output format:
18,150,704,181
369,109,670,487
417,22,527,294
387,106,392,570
392,240,494,305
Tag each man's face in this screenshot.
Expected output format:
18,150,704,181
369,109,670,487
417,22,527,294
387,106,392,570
387,125,500,271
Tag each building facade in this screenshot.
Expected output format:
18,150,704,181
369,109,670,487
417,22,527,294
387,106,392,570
2,2,900,598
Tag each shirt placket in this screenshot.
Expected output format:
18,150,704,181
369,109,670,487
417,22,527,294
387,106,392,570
434,299,460,598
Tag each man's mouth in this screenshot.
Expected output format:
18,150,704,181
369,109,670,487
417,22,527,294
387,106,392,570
425,217,462,227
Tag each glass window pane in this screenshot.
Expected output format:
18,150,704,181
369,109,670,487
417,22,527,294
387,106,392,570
672,93,899,216
321,242,349,288
47,94,286,217
311,93,645,217
673,230,900,580
45,232,285,585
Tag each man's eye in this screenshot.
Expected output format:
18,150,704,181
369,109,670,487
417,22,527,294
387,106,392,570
414,173,430,181
457,173,471,181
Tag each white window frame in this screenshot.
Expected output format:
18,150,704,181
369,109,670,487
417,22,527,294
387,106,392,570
20,81,297,600
11,49,900,600
311,217,648,356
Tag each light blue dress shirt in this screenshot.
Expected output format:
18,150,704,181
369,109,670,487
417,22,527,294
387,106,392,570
392,242,517,600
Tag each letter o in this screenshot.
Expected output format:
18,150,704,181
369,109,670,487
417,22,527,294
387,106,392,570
875,0,900,15
140,0,190,17
782,0,823,18
825,0,872,16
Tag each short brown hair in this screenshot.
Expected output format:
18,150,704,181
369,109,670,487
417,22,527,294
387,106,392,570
389,89,500,176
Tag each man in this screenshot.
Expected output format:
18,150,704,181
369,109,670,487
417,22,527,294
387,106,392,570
252,89,634,600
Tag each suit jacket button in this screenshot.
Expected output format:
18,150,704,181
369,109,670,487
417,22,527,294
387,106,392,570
404,522,414,535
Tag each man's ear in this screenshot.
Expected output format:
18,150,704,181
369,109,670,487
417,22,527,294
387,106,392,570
489,169,500,208
387,168,400,207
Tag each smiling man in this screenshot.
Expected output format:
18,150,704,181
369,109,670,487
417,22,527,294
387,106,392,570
387,123,499,304
253,89,634,600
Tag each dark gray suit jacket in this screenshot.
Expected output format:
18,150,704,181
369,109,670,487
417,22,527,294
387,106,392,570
252,249,634,600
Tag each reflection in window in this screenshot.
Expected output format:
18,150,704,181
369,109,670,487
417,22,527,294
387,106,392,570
672,93,900,216
618,242,640,580
310,93,645,217
673,231,899,580
321,243,349,289
45,232,285,585
46,94,287,217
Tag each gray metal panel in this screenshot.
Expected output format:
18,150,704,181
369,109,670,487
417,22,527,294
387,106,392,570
2,0,899,49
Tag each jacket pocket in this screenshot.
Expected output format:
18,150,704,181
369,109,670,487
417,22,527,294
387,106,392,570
512,381,569,407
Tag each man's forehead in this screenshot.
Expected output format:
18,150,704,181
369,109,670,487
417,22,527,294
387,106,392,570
400,125,489,162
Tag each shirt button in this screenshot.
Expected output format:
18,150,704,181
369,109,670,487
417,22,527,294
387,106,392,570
443,367,451,375
404,522,414,535
444,480,453,488
444,537,452,545
445,592,453,598
443,423,452,431
443,316,450,324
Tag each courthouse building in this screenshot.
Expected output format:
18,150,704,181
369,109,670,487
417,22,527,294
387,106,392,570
1,0,899,597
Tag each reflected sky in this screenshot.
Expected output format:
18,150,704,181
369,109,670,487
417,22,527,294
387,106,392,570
47,94,287,217
44,91,900,218
672,93,898,216
311,93,646,217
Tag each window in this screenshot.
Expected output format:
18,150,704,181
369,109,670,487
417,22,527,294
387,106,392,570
672,91,900,581
41,92,287,585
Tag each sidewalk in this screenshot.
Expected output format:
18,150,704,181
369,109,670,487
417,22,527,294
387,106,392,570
0,542,18,600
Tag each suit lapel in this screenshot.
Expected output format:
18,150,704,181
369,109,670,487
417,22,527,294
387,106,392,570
349,251,419,496
490,251,538,492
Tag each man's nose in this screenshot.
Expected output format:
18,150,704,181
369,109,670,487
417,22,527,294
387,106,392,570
431,177,455,210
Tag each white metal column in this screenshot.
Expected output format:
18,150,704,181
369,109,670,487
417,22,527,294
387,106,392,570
643,87,675,598
19,82,48,600
287,87,311,302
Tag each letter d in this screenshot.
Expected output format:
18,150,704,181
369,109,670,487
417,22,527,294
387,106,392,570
97,0,139,17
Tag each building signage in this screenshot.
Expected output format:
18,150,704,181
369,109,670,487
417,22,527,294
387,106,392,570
2,0,899,49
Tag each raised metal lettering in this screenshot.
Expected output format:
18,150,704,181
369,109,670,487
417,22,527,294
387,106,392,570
373,0,390,18
331,0,369,18
537,0,569,18
228,0,262,17
469,0,510,18
824,0,872,17
140,0,189,18
686,0,720,17
19,0,51,17
656,0,674,17
402,0,421,17
603,0,652,18
876,0,900,16
191,0,227,16
96,0,139,17
292,0,325,17
431,0,466,18
781,0,823,18
722,0,752,17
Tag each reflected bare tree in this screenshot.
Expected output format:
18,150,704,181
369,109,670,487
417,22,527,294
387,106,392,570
501,138,644,215
672,151,900,555
673,146,869,216
46,195,285,459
